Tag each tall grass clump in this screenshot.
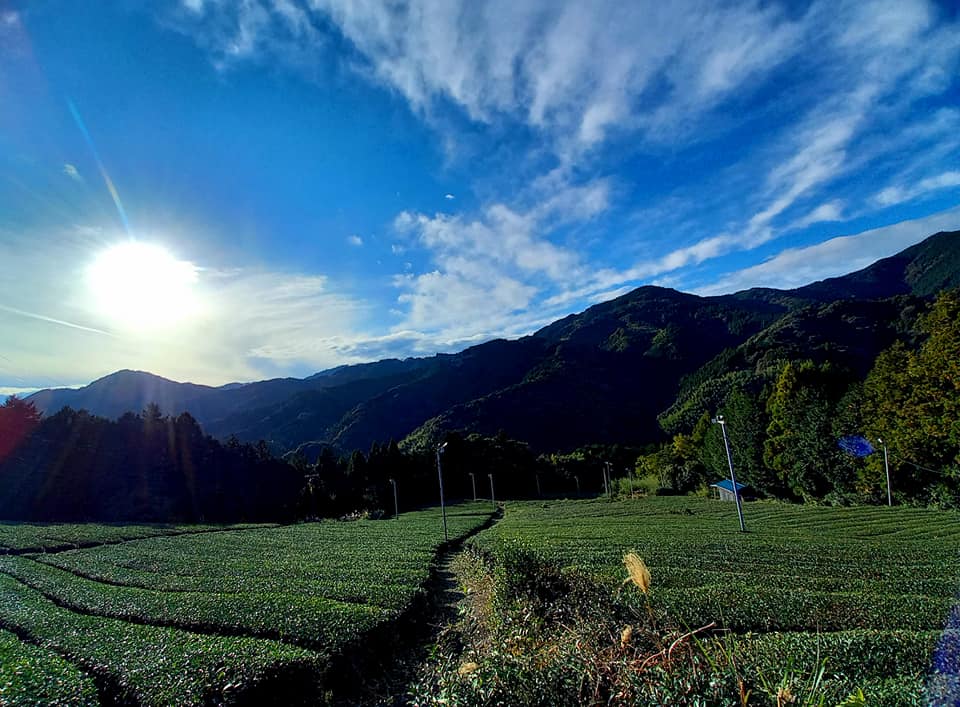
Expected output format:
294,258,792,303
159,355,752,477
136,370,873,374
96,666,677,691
411,540,873,705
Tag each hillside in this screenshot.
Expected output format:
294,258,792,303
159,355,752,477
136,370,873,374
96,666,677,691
26,229,960,454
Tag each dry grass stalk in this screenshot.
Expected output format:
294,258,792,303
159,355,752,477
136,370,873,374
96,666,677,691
623,552,651,594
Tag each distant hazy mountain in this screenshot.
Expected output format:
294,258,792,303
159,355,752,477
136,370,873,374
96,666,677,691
28,230,960,454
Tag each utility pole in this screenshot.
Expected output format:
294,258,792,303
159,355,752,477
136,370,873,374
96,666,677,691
574,475,580,495
712,415,746,533
626,467,634,497
535,473,541,497
436,442,448,541
877,438,892,507
602,462,609,497
488,473,495,506
469,472,477,501
389,478,399,519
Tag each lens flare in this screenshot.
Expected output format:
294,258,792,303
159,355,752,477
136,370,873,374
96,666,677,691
87,242,199,331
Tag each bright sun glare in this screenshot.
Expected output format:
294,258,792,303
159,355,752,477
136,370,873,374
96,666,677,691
87,241,200,331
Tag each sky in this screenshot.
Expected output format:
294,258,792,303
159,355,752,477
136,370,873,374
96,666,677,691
1,0,959,393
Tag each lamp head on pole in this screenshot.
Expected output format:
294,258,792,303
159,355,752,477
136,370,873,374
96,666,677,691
711,414,725,425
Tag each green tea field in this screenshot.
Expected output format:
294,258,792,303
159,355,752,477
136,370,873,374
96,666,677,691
463,497,960,705
0,503,495,705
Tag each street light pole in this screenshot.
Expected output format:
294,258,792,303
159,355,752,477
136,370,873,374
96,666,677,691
436,442,449,541
626,467,634,497
488,473,495,506
389,478,399,519
712,415,746,533
602,462,609,497
877,438,892,507
469,472,477,501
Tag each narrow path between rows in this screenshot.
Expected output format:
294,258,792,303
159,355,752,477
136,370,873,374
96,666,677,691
335,509,502,706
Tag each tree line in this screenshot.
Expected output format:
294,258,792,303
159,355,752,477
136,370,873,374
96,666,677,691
637,290,960,506
0,402,302,522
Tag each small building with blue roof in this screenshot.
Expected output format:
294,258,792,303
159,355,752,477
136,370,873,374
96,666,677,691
709,479,749,502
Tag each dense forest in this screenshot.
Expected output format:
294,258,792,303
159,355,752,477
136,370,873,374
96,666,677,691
638,289,960,506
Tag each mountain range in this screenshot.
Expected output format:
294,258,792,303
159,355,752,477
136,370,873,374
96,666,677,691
27,229,960,455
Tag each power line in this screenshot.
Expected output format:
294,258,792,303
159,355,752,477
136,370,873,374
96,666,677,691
898,458,956,477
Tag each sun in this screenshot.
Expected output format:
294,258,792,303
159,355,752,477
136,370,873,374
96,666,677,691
86,241,200,331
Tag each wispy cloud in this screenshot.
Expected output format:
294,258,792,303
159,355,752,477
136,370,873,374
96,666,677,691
387,174,614,342
172,0,815,158
346,234,363,247
696,206,960,295
0,304,113,336
873,171,960,207
790,200,846,231
62,163,83,182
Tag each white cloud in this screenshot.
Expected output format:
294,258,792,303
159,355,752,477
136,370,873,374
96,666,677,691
874,171,960,207
444,193,455,200
385,172,617,343
697,206,960,295
347,234,364,246
790,200,846,230
62,163,83,182
303,0,830,157
0,388,37,398
165,0,844,155
168,0,323,70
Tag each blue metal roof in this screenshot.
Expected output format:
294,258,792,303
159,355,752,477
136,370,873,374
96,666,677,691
709,479,748,492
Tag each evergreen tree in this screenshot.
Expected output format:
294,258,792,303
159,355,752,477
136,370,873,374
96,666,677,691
0,396,42,462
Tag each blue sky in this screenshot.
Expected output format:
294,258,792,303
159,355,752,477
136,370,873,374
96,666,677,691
1,0,959,391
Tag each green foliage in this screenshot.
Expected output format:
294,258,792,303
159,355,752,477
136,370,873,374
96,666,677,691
0,504,496,704
762,361,852,499
860,290,960,503
0,573,322,706
0,522,269,554
0,628,98,706
0,555,387,650
635,418,711,494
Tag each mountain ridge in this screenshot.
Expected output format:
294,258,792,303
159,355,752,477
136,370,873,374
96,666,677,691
26,229,960,454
